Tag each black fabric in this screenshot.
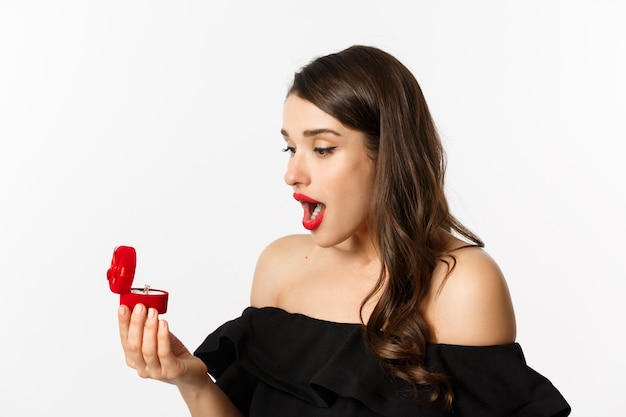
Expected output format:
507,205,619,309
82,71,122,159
194,307,570,417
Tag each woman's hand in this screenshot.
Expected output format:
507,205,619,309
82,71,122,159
118,303,209,390
118,304,243,416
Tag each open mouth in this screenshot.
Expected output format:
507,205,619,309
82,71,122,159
306,202,324,221
294,193,326,230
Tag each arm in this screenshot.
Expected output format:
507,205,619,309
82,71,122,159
118,304,243,417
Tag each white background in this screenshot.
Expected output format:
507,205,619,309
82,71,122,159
1,1,623,415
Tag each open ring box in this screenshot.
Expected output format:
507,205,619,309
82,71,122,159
107,245,169,314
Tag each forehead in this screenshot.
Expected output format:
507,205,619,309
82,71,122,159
282,94,345,137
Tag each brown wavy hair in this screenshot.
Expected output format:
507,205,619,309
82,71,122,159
288,45,484,409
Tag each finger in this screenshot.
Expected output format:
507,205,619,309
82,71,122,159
156,319,172,360
118,304,131,346
156,319,179,380
125,304,148,369
141,308,161,373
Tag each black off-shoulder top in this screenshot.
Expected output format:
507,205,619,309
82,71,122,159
194,306,570,417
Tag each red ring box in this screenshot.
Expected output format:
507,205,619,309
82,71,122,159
107,245,168,314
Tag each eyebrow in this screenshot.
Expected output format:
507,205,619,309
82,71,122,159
280,128,342,138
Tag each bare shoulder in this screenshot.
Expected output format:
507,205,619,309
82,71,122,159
424,246,517,346
250,234,313,308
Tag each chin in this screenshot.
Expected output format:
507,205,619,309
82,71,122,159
310,229,354,249
310,235,337,249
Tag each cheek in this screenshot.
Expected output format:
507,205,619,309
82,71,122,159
348,170,375,211
326,157,375,206
357,162,375,197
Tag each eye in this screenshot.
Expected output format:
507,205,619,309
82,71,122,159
282,146,296,155
314,146,337,157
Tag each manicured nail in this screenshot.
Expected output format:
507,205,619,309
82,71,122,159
119,305,126,316
148,308,156,319
134,304,144,315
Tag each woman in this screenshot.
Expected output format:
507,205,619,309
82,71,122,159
118,45,571,416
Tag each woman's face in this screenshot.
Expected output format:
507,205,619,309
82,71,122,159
282,94,375,248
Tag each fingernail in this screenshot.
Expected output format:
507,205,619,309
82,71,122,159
119,305,126,316
148,308,156,319
134,304,144,315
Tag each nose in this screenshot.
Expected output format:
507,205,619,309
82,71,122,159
284,152,310,187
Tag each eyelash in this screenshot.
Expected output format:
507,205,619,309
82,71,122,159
314,146,337,156
281,146,337,156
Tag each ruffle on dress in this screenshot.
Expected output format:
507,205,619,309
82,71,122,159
194,307,570,417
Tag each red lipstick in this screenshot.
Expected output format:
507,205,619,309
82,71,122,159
293,193,325,231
